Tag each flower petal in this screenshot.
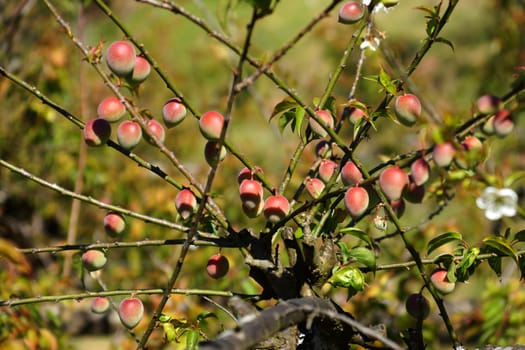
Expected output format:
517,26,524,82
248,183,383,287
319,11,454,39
485,207,503,221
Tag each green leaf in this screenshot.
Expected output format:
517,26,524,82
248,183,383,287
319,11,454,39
292,107,305,134
427,231,463,255
456,247,480,282
339,227,373,247
277,110,295,134
270,98,298,122
504,171,525,187
488,256,502,277
378,67,397,95
519,256,525,280
349,247,376,270
196,311,218,323
435,37,455,52
162,322,177,342
185,329,200,350
483,236,519,263
513,229,525,242
336,242,352,264
328,265,365,296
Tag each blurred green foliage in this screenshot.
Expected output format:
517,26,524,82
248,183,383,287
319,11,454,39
1,0,525,349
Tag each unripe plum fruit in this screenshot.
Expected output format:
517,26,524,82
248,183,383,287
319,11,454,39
204,141,227,167
130,56,151,84
379,166,408,201
263,195,290,223
144,119,166,144
410,158,430,186
341,161,363,186
394,93,421,127
91,297,111,314
315,140,332,158
239,179,264,210
106,41,136,77
405,293,430,320
338,1,365,24
81,250,107,272
403,179,425,203
104,211,126,237
476,94,502,115
162,98,187,128
306,177,325,199
430,268,455,294
97,97,126,122
117,120,142,150
493,109,514,137
175,189,198,220
432,142,455,167
83,118,111,147
242,197,264,218
348,107,368,124
318,159,338,183
118,297,144,329
344,186,369,218
309,110,334,137
206,254,229,279
390,198,405,218
199,111,224,140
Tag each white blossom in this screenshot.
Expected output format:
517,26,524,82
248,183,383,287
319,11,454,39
360,35,381,51
476,186,518,221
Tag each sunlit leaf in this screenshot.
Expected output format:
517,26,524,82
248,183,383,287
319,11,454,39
329,265,365,297
339,227,373,247
378,67,397,96
483,236,518,263
456,247,480,282
185,329,200,350
427,231,463,255
349,246,376,270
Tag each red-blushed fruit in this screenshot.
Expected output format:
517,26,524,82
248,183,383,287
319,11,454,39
481,115,496,135
341,161,363,186
430,268,456,294
315,140,332,158
306,178,325,199
456,135,483,169
263,195,290,223
403,179,425,203
394,93,421,127
162,98,187,128
338,1,365,24
379,166,408,201
410,158,430,186
432,142,455,167
344,186,369,218
476,94,502,115
318,159,338,183
206,254,229,279
104,211,126,237
390,198,405,217
144,119,166,144
199,111,224,140
91,297,111,314
239,179,264,210
237,166,264,185
493,109,514,137
106,41,136,77
118,297,144,329
83,118,111,147
81,250,107,272
309,110,334,137
130,56,150,84
117,120,142,150
204,141,227,167
348,107,368,124
406,293,430,320
97,97,126,122
175,189,197,220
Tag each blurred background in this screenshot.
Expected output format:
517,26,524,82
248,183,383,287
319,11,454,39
1,0,525,349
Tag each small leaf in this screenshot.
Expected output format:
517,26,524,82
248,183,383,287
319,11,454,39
339,227,373,247
456,247,480,282
349,247,376,270
435,37,454,52
513,229,525,242
270,98,299,122
196,311,218,323
504,171,525,187
483,236,519,263
328,265,365,296
292,107,306,134
488,256,502,277
378,67,397,95
427,231,463,255
336,242,352,264
162,322,177,342
278,111,295,134
185,329,200,350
